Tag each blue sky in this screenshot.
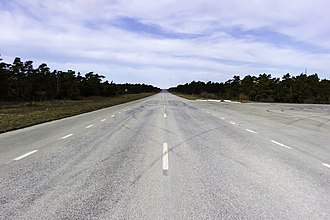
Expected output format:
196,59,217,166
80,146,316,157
1,0,330,88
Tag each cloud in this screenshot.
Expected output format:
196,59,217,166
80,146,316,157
1,0,330,88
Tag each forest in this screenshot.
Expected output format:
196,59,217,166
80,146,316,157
0,57,160,101
169,73,330,104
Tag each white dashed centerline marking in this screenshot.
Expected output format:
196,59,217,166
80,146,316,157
86,124,93,128
111,115,115,117
61,134,73,139
101,119,106,122
230,121,236,125
221,117,225,120
13,150,38,161
162,143,169,170
164,113,167,118
118,112,121,114
123,110,127,112
322,163,330,168
270,140,292,149
246,129,258,134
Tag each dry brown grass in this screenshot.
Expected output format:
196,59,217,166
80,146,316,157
0,93,156,133
170,92,205,100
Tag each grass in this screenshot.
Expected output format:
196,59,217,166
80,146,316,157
0,93,156,133
170,92,206,100
172,92,245,102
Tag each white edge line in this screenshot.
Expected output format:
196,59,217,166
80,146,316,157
61,134,73,139
101,119,106,122
270,140,292,149
13,150,38,161
246,129,258,134
163,143,169,170
86,124,93,128
322,163,330,168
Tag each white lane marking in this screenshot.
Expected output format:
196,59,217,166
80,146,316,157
230,121,236,125
164,105,165,109
162,143,169,170
127,108,130,110
86,124,93,128
322,163,330,168
270,140,292,149
246,129,258,134
101,119,106,122
206,111,210,114
61,134,73,139
13,150,38,161
123,110,127,112
111,115,115,117
221,117,225,120
118,112,121,114
164,113,167,118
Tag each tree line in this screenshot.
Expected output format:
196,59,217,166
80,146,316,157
0,57,160,101
169,73,330,104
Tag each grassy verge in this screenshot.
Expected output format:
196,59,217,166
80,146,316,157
0,93,156,133
170,92,206,100
171,92,246,102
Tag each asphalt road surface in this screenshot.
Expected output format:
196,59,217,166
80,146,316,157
1,91,330,219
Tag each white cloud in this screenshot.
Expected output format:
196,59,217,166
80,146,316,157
1,0,330,88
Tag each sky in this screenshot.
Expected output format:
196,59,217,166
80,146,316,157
1,0,330,88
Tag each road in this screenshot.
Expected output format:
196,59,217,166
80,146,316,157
1,91,330,219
